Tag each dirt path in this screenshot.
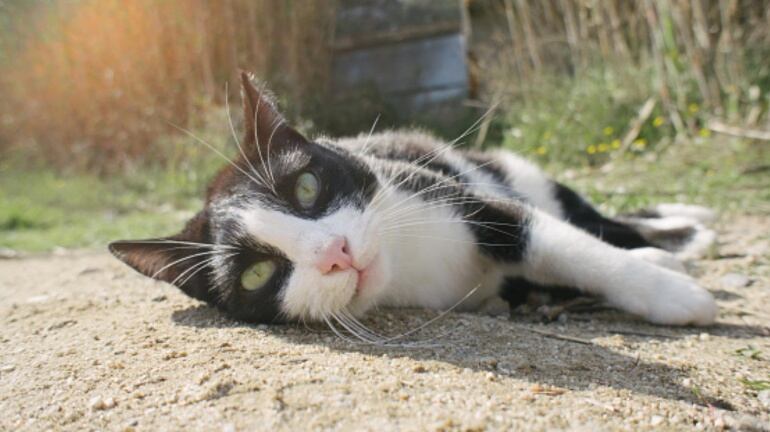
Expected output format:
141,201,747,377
1,216,769,431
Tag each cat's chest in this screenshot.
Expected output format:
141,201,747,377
375,190,504,310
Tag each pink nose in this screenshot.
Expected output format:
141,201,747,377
315,236,353,274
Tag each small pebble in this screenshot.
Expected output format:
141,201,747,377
650,415,664,426
719,273,751,288
89,396,116,411
0,365,15,372
412,365,427,373
758,390,770,409
26,295,49,304
699,333,710,341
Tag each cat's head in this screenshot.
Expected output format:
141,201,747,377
110,73,392,323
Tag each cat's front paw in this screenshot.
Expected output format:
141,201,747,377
638,273,717,326
605,260,718,326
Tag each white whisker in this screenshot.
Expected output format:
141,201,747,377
360,114,381,154
225,84,273,190
150,249,230,280
169,122,270,190
381,233,521,247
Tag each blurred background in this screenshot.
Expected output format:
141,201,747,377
1,0,769,253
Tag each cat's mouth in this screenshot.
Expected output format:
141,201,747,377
354,267,370,295
351,253,379,297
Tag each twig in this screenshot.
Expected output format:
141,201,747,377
607,329,676,339
740,164,770,175
707,120,770,141
537,297,600,322
617,97,657,156
524,327,595,345
626,353,642,371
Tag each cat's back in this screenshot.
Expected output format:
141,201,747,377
334,130,562,217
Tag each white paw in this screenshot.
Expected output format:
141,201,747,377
607,264,717,326
629,247,687,274
641,273,717,325
655,203,716,224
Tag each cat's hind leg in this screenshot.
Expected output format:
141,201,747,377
470,200,717,325
551,182,656,250
617,214,717,260
553,182,715,261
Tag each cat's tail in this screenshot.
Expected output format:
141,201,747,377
617,204,717,260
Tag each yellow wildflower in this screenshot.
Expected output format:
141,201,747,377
535,146,547,155
603,126,614,136
610,139,621,149
632,139,647,150
699,128,712,138
598,143,610,153
653,116,665,127
586,145,597,154
688,103,700,114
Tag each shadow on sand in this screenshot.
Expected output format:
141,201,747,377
171,304,768,411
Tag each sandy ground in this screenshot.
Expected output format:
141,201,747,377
1,215,769,431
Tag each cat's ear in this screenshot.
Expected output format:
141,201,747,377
108,211,216,304
240,71,307,150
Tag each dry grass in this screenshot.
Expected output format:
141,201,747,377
473,0,770,132
1,1,769,172
0,0,335,171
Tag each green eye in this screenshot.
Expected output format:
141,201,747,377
295,172,320,209
241,260,276,291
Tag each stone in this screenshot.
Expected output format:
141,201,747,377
719,273,751,288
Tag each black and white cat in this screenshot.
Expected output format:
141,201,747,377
110,73,718,330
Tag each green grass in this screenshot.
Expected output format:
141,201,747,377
488,65,681,165
739,378,770,391
2,133,768,253
0,168,208,252
0,105,236,252
554,137,770,216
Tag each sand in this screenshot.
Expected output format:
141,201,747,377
1,215,768,431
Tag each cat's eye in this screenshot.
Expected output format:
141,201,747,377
241,260,276,291
295,172,320,209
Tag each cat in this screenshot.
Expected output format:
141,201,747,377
110,72,718,333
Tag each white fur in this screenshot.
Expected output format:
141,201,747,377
366,187,504,312
440,147,511,198
655,203,716,224
236,204,382,320
519,211,717,325
628,247,687,274
630,216,716,260
236,184,504,321
490,151,564,218
232,143,717,327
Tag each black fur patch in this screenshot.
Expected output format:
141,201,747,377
378,161,531,263
553,182,652,249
